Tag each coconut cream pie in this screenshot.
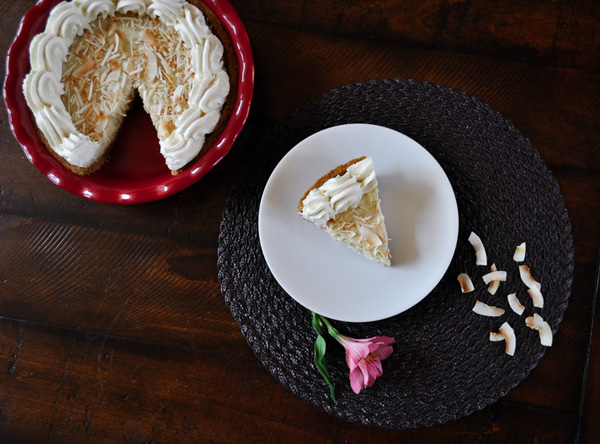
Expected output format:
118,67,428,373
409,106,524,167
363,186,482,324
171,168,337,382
23,0,235,175
298,156,392,266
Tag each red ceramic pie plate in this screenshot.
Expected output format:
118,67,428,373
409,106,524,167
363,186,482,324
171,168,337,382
3,0,254,204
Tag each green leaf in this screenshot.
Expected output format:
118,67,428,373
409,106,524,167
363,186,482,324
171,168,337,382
314,333,337,404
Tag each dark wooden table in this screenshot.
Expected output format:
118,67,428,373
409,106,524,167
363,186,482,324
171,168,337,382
1,0,599,442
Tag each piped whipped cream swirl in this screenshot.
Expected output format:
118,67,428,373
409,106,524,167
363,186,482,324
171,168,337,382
301,157,378,227
23,0,230,171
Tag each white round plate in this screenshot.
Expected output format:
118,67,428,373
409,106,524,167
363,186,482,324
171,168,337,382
258,124,459,322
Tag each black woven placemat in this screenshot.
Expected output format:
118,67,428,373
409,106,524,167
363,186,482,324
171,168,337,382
217,79,574,429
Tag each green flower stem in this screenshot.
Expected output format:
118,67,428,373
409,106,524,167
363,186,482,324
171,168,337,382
317,314,341,339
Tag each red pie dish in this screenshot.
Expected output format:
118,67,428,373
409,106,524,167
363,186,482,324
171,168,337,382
3,0,254,204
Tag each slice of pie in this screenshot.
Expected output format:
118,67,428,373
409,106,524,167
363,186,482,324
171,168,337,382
298,156,391,266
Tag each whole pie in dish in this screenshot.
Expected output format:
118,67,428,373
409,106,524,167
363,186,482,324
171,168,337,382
23,0,236,175
298,156,392,266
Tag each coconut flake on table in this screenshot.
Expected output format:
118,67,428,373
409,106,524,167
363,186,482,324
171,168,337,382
458,273,475,293
499,322,516,356
526,313,553,346
468,232,487,266
513,242,526,262
507,293,525,315
528,285,545,309
489,332,505,342
473,300,505,317
482,270,507,285
519,265,541,290
487,263,501,295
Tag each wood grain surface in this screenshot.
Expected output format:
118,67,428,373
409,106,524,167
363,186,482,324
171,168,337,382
1,0,599,442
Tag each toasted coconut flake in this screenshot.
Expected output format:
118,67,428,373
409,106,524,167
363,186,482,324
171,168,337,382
489,332,505,342
488,263,500,295
173,84,185,104
115,29,129,48
507,293,525,315
72,60,96,79
129,66,144,77
358,225,382,247
74,102,92,116
108,58,121,71
158,118,169,139
106,68,121,83
468,232,487,265
95,112,108,135
87,79,94,101
525,313,553,346
482,270,507,284
499,322,516,356
519,265,541,290
539,320,553,347
513,242,526,262
144,47,158,81
458,273,474,293
140,28,158,47
100,47,113,67
528,285,544,308
473,300,505,317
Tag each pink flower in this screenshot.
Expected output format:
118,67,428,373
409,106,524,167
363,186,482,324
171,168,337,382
335,334,395,394
312,313,395,400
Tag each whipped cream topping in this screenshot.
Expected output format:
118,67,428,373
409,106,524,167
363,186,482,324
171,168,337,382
23,0,230,171
115,0,147,14
29,33,69,75
301,157,378,227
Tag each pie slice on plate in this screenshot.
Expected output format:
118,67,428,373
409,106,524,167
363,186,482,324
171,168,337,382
298,156,391,266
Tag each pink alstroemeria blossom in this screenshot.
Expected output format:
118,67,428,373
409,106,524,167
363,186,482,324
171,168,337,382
335,334,395,394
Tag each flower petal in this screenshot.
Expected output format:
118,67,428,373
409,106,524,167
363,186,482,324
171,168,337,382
362,360,382,387
349,367,364,394
359,362,375,388
379,336,395,345
376,343,394,360
345,350,359,372
339,335,371,359
368,356,383,378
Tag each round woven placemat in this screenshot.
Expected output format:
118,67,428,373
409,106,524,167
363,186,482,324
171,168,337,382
217,79,574,429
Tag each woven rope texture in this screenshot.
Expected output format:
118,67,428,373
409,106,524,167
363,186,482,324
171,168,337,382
217,79,574,429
